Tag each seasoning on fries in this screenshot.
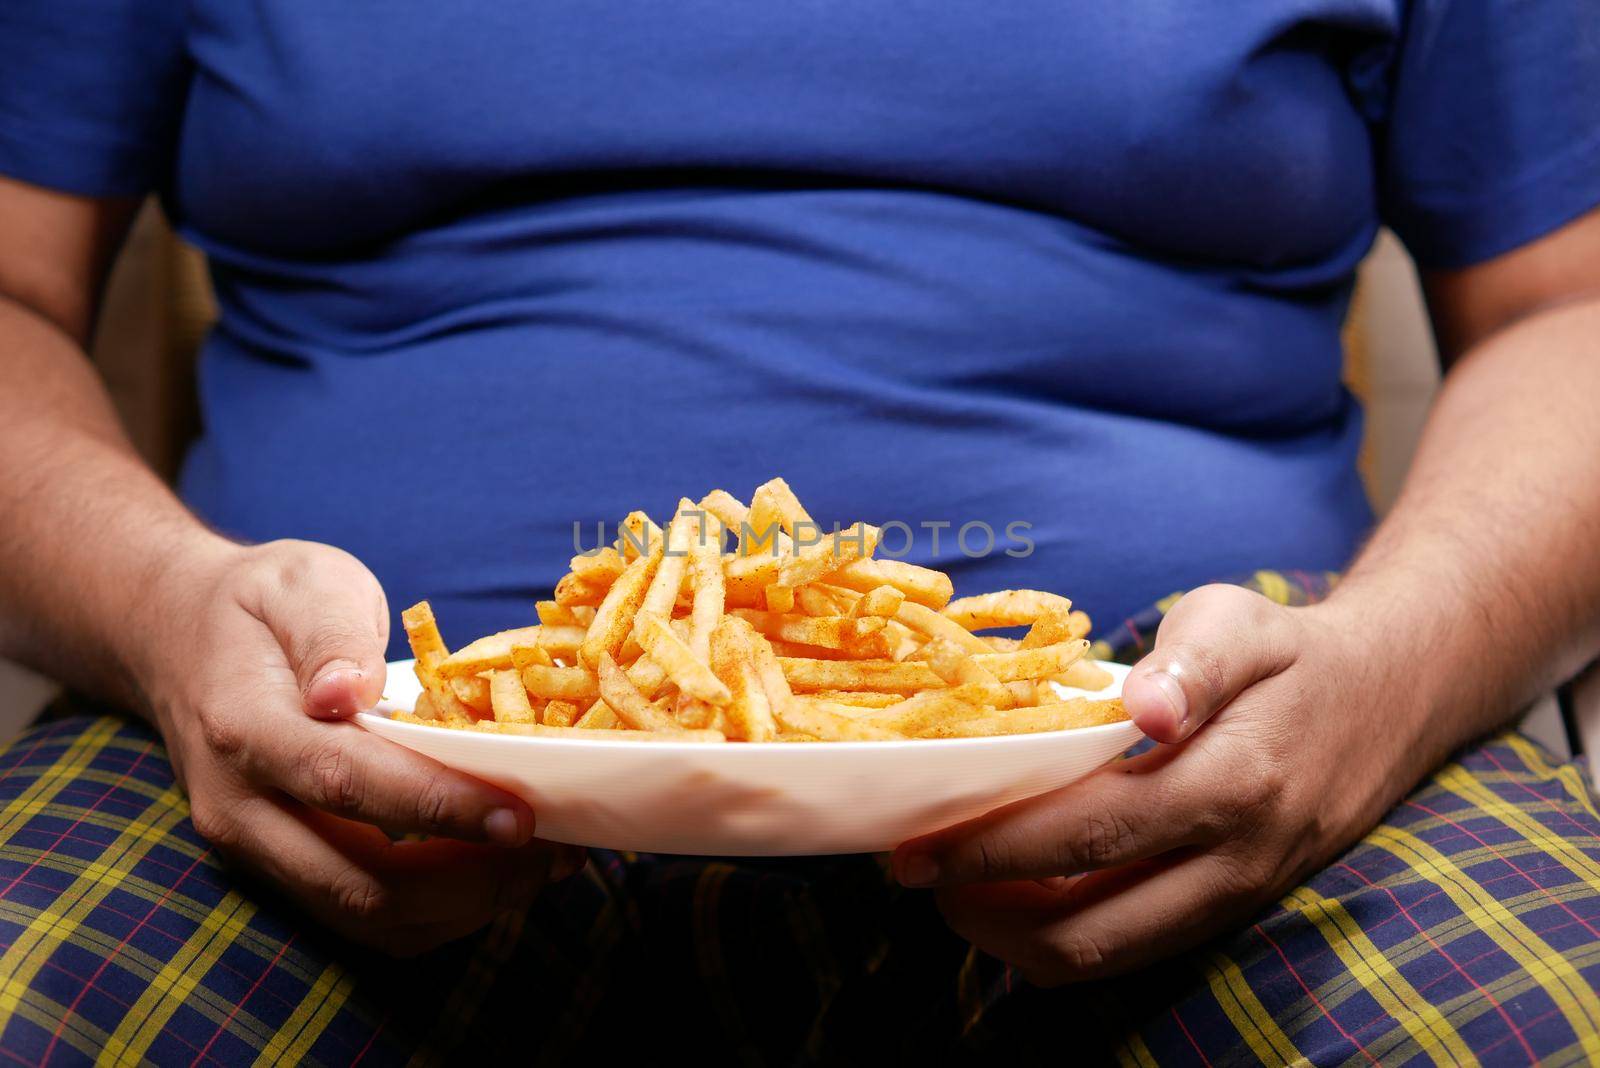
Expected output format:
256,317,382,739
395,479,1127,741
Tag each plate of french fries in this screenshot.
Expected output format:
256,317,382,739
357,480,1145,855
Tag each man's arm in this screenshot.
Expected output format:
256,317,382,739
0,176,224,707
0,176,570,954
1333,207,1600,775
894,207,1600,983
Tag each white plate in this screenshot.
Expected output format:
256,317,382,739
357,659,1144,855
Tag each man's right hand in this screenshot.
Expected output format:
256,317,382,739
134,537,580,956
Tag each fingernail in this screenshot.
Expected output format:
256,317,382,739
1148,666,1188,731
308,662,365,713
484,807,530,845
896,853,940,887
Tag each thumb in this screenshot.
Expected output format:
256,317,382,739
1122,585,1296,744
252,544,391,719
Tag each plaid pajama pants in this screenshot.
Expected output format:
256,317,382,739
2,571,1598,1065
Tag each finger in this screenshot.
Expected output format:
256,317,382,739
1122,584,1296,742
241,713,536,844
220,796,562,953
892,750,1222,886
254,543,391,718
936,850,1259,984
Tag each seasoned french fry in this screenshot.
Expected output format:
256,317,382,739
709,618,778,742
438,625,543,677
776,522,879,589
574,700,620,730
901,698,1128,738
799,689,905,708
519,663,600,701
730,608,877,652
942,590,1073,630
698,489,750,532
579,534,664,669
634,498,699,627
919,638,1014,707
777,656,944,694
893,601,993,655
596,653,682,732
488,669,538,724
615,511,664,561
569,546,626,584
795,585,846,616
861,683,992,734
636,615,731,705
740,625,904,740
397,480,1114,744
511,643,554,670
850,585,905,619
1053,659,1115,691
536,599,582,627
401,601,477,723
971,639,1090,682
687,507,726,662
542,699,579,728
828,558,953,609
450,673,493,716
554,572,609,608
475,720,726,742
534,624,587,659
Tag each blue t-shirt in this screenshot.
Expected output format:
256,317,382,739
3,3,1598,658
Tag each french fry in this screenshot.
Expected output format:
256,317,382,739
634,498,699,627
777,656,944,694
395,481,1114,744
827,558,953,609
596,653,682,732
918,638,1014,707
740,624,904,740
1053,659,1115,691
574,700,620,730
799,689,904,708
861,684,992,734
615,511,664,561
796,585,846,616
636,615,732,705
554,572,609,608
850,585,905,619
893,601,993,655
488,669,538,724
536,600,582,627
451,673,493,716
519,663,600,701
534,624,587,659
437,625,543,677
412,691,438,720
474,720,726,742
971,639,1090,682
730,608,878,653
569,546,626,584
901,698,1128,738
698,489,750,533
580,534,664,669
401,601,477,723
776,522,879,588
942,590,1073,630
709,618,778,742
542,699,579,728
687,515,726,662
